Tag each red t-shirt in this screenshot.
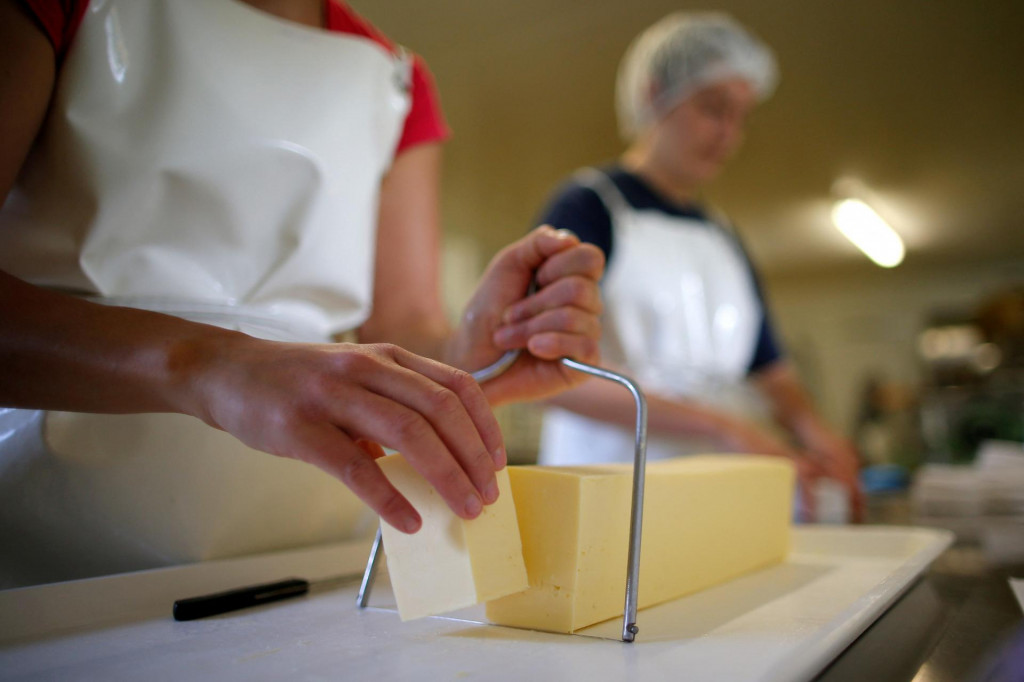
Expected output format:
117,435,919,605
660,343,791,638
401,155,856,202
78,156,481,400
17,0,450,154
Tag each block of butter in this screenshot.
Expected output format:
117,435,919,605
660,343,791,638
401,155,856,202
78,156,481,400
485,455,794,633
377,454,529,620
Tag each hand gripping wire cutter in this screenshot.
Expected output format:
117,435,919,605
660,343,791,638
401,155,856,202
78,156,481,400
356,327,649,642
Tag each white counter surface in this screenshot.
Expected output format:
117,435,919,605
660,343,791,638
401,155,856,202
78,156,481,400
0,526,952,682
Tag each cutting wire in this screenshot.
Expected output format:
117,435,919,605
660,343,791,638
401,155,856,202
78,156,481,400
357,303,649,643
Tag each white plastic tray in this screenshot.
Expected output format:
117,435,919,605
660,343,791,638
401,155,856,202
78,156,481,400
0,526,952,682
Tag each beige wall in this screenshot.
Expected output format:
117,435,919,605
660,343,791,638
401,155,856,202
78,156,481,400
763,260,1024,435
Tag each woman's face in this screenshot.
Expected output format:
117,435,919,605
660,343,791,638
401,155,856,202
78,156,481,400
650,77,758,186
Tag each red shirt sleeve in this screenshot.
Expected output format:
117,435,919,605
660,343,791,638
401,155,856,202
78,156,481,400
16,0,88,60
324,1,451,154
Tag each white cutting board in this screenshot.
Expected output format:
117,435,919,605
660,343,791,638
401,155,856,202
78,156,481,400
0,526,952,682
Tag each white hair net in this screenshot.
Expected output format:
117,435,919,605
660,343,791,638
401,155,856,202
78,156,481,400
616,12,779,140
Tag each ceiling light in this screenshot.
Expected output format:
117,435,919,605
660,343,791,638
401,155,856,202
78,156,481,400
831,198,905,267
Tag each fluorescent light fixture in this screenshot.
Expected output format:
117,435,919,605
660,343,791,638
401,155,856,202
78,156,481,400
831,198,905,267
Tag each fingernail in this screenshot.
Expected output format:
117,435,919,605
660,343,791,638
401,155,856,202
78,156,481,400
503,306,525,324
493,326,517,346
525,335,553,356
464,494,483,517
492,446,507,469
483,479,500,504
555,228,578,240
402,514,421,534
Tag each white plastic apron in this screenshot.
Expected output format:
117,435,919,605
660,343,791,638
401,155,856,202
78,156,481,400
0,0,410,588
539,170,767,466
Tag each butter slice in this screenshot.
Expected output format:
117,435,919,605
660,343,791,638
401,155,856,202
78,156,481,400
378,454,529,620
485,455,794,633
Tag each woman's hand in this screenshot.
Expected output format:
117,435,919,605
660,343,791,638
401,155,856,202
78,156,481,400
753,363,864,522
798,426,865,522
185,336,505,535
448,226,605,405
721,417,864,522
714,416,827,521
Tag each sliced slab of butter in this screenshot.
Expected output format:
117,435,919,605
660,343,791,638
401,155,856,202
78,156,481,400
377,453,528,621
485,455,794,633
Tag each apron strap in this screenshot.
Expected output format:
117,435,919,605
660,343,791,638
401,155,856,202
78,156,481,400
573,167,634,234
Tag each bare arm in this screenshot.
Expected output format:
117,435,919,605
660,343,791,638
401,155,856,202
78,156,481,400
754,362,832,441
545,366,826,519
360,143,606,407
2,268,509,532
358,143,451,359
550,360,864,519
546,374,797,458
754,361,864,520
0,0,56,201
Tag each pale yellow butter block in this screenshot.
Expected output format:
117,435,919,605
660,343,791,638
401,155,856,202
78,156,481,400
485,455,794,633
377,453,529,621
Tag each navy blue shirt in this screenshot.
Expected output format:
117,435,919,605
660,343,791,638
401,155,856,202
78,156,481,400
536,166,783,374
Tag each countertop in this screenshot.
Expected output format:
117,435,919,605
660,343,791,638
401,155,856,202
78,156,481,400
814,494,1024,682
0,496,1020,681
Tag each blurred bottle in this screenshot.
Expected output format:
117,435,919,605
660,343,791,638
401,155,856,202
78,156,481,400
814,477,851,524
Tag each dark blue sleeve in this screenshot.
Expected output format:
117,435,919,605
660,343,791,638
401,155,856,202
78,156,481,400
534,180,615,263
750,312,783,373
747,263,784,374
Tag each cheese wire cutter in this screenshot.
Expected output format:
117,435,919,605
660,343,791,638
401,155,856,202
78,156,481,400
356,298,649,643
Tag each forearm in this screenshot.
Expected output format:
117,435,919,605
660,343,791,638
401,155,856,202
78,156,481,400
0,270,237,417
546,374,742,443
755,360,864,521
357,312,453,366
363,144,603,407
358,142,457,364
754,362,833,446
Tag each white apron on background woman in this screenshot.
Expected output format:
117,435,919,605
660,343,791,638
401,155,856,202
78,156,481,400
0,0,410,587
539,169,769,465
